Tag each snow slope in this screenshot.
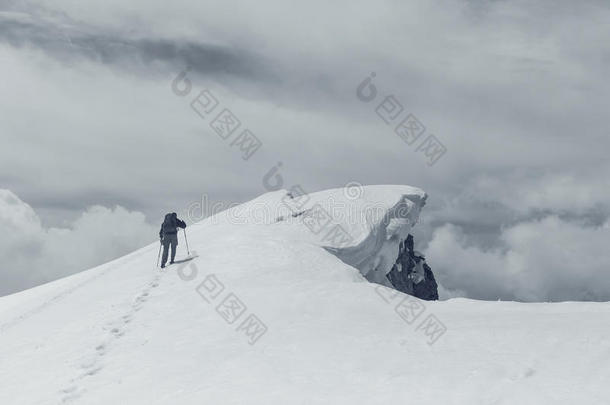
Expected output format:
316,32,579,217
0,185,608,404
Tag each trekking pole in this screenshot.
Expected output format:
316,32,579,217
156,240,162,267
183,228,190,256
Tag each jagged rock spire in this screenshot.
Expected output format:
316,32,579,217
386,234,439,300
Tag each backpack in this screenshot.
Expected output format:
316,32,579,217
162,213,178,234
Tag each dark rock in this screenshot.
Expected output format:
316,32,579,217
386,234,438,300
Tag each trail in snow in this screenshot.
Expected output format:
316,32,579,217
60,262,167,403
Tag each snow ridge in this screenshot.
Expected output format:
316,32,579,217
203,185,428,288
1,185,609,404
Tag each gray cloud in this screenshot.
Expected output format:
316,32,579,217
0,9,272,81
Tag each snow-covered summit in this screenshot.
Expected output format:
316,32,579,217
0,185,608,404
198,184,429,289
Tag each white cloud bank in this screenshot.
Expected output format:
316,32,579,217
428,217,610,302
0,189,156,296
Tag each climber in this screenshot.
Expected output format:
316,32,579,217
159,212,187,268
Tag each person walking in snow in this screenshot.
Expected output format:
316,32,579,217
159,212,187,268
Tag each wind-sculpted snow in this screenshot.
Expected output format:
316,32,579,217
194,185,428,289
317,187,427,287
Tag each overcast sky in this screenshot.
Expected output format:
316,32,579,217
1,0,609,300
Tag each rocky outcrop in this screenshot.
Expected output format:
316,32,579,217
386,234,438,300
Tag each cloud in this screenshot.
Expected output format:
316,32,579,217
0,189,156,296
0,10,271,81
457,171,610,216
427,217,610,302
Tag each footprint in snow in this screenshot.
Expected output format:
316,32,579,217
81,365,103,377
80,357,98,370
60,385,84,403
110,327,124,337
